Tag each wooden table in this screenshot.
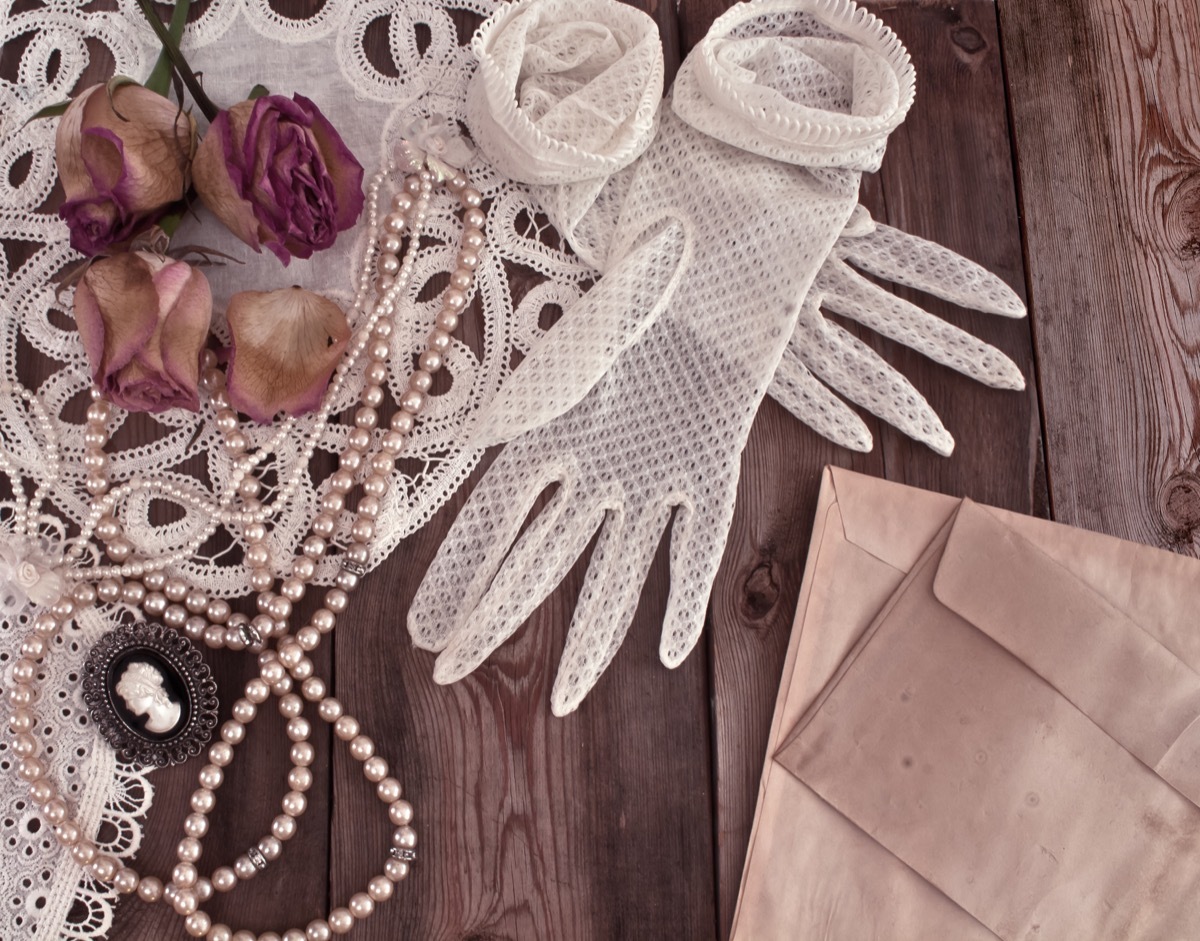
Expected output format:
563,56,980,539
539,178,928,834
7,0,1199,937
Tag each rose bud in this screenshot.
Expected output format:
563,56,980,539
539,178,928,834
56,83,197,256
193,94,365,265
73,252,212,414
225,287,350,422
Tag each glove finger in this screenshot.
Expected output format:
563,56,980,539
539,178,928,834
432,487,606,685
768,350,873,452
838,222,1025,318
794,308,955,456
549,504,672,716
819,259,1025,390
408,444,564,653
660,492,738,668
469,215,689,447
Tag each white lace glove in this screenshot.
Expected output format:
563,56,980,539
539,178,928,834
410,0,918,714
770,205,1026,454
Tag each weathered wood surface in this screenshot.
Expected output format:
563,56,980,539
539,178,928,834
9,0,1198,937
998,0,1200,555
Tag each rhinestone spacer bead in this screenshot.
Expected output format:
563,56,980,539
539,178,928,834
389,847,416,862
239,623,263,649
247,847,268,871
341,558,367,577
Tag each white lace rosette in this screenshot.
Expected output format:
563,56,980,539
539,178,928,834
0,1,595,937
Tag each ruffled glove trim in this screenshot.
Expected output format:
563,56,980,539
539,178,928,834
672,0,916,172
467,0,664,185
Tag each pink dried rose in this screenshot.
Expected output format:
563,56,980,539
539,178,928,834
192,94,365,265
225,287,350,422
56,83,197,256
73,252,212,413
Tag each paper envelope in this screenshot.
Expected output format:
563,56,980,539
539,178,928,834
730,467,1200,940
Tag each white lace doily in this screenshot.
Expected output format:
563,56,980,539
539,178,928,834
0,2,595,937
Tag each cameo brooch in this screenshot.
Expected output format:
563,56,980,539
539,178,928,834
82,622,219,767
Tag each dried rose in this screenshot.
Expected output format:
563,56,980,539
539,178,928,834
225,287,350,422
192,95,365,265
56,83,197,256
73,252,212,413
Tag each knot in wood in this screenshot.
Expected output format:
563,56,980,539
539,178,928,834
1163,171,1200,260
950,25,987,56
740,559,780,622
1158,471,1200,537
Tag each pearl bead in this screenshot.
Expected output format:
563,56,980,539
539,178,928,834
258,835,283,861
232,699,257,723
384,212,406,234
459,187,482,208
97,578,121,602
418,350,443,373
209,925,233,941
427,328,452,352
313,609,336,633
457,249,480,270
184,812,209,838
388,800,413,826
212,867,237,892
250,568,273,592
306,920,332,941
325,589,348,613
328,908,354,934
268,595,292,620
191,789,217,815
291,742,315,766
174,889,198,916
186,616,208,640
393,825,417,849
287,717,312,742
198,764,224,789
233,855,257,880
463,227,485,250
178,836,203,862
348,892,374,919
464,208,485,229
90,854,119,881
281,790,307,817
18,756,45,780
318,698,343,722
73,582,97,605
367,875,394,902
377,253,400,276
354,407,378,430
121,581,146,605
450,268,473,290
384,858,410,882
272,814,297,841
195,877,213,902
55,821,81,846
400,390,424,414
164,604,188,628
334,716,360,741
114,868,139,894
221,720,246,745
377,777,402,802
435,310,459,332
349,735,374,761
312,514,335,538
284,932,306,941
363,757,388,783
41,799,67,824
335,569,359,593
143,591,167,616
137,876,164,902
288,766,314,792
292,556,316,581
173,861,199,886
278,693,303,718
185,911,212,937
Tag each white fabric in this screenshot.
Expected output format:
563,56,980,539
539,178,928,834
0,2,598,937
410,0,921,715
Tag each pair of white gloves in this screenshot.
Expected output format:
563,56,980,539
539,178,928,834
409,0,1026,714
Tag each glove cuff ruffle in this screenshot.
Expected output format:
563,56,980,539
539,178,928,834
672,0,916,172
466,0,664,187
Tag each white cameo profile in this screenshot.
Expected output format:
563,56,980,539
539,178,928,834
114,661,182,735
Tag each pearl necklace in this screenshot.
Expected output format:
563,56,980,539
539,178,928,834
5,153,487,941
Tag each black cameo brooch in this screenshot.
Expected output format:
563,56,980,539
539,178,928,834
82,622,219,767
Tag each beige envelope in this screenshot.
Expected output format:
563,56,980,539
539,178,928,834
730,467,1200,941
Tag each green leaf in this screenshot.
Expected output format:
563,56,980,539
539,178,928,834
248,84,270,100
144,0,192,97
158,210,184,239
20,99,72,129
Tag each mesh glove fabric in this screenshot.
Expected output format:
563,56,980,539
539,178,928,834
770,205,1027,454
410,0,918,715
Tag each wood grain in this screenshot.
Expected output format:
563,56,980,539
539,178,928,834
998,0,1200,553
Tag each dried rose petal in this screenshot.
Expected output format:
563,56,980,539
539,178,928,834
225,287,350,422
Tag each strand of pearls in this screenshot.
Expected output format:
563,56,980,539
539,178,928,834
4,156,486,941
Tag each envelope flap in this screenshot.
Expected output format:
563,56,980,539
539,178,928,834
831,467,960,571
932,500,1200,784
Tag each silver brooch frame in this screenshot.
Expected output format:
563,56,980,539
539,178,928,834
82,621,219,767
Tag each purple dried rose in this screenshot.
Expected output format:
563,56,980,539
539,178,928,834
192,94,365,265
55,84,197,256
73,252,212,413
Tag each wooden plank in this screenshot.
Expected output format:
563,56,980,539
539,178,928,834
683,1,1041,935
998,0,1200,551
